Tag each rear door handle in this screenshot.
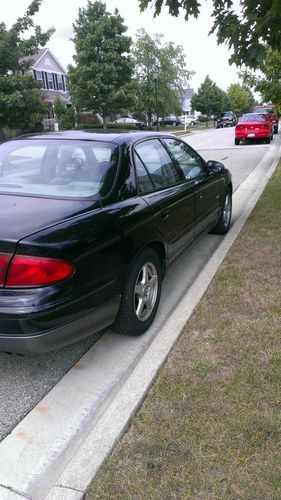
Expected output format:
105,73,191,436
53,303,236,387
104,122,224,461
160,208,170,219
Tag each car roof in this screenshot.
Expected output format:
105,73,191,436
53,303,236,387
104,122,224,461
11,130,176,146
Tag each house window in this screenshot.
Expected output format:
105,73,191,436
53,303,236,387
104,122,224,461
57,74,65,91
35,70,44,86
47,72,54,90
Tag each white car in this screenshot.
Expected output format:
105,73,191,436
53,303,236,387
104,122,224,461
179,115,198,126
114,117,146,129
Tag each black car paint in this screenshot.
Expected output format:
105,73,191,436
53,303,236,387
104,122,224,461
0,131,232,352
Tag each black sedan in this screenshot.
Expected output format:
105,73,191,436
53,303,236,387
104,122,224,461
155,116,180,126
0,131,232,353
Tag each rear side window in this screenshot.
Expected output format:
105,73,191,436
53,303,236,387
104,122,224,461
0,139,119,199
134,139,184,191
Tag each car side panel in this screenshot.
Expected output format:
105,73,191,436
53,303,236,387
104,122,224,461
194,174,221,236
140,183,195,260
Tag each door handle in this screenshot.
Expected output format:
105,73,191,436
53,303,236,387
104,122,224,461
160,208,170,219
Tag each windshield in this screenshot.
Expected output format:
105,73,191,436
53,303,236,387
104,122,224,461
221,112,233,117
0,139,119,199
240,114,267,122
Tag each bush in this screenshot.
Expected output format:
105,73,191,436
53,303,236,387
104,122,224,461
198,115,207,122
53,98,75,130
76,112,101,125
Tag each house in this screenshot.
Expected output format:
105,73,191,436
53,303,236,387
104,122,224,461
30,48,71,128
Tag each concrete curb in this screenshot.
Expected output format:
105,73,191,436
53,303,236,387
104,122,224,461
0,137,280,499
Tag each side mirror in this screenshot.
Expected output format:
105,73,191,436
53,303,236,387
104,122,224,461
206,160,225,173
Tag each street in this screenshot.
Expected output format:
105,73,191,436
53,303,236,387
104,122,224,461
0,126,273,443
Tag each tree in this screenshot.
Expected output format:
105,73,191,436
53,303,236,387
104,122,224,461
68,1,133,127
132,29,193,126
138,0,281,68
191,76,225,126
0,0,54,132
241,50,281,116
227,83,250,115
53,98,76,130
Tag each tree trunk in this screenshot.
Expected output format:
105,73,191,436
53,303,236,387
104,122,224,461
102,115,107,129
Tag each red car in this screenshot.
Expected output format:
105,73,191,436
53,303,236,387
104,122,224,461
253,105,279,134
235,113,273,145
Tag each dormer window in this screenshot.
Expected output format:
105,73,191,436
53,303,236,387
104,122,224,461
35,70,44,86
46,72,54,90
57,74,64,91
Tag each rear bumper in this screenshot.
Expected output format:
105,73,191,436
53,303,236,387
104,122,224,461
235,132,271,140
0,297,120,353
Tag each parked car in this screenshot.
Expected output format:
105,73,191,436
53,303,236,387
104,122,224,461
114,116,146,129
235,113,273,145
217,111,237,128
179,115,198,125
157,116,180,126
0,131,232,353
252,105,279,134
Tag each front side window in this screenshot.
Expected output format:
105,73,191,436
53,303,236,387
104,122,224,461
134,139,184,190
163,138,205,180
0,140,119,199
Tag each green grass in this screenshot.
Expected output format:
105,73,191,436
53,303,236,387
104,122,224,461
86,161,281,500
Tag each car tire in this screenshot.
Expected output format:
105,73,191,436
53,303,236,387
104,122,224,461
115,248,162,337
265,136,271,144
210,189,232,235
235,138,240,145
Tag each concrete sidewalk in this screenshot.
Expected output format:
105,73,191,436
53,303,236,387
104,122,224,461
0,136,280,499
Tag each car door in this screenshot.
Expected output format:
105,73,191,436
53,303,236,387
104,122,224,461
133,138,196,259
162,138,221,236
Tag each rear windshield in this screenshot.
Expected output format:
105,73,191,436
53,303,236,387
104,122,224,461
240,114,267,122
0,139,119,198
221,112,233,117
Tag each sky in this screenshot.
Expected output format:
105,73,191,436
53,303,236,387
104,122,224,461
0,0,241,92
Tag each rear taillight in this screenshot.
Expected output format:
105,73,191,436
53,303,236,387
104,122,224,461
0,252,74,287
260,124,270,129
0,253,13,286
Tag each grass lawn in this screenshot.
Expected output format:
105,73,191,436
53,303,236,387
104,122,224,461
86,160,281,499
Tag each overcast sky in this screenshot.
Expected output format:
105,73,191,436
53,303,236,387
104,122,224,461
0,0,241,91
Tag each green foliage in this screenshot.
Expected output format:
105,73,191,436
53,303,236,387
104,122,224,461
138,0,281,68
241,50,281,116
132,29,193,125
191,76,225,122
0,73,47,130
0,0,54,131
0,0,54,75
68,1,133,126
53,98,75,130
227,83,251,114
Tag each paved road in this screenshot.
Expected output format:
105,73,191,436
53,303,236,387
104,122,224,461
0,126,273,442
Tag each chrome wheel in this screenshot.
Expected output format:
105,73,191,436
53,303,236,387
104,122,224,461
223,193,231,228
134,261,158,321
